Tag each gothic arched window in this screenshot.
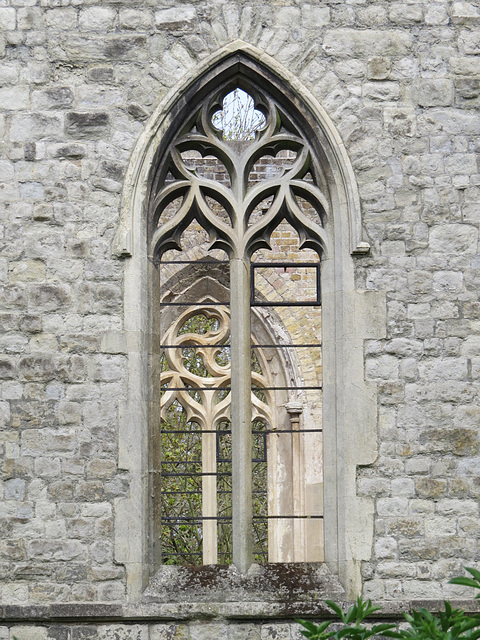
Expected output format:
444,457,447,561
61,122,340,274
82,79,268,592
147,74,329,574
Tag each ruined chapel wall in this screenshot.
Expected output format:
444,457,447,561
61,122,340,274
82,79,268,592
1,0,480,634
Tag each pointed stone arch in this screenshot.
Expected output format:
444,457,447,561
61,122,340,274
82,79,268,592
114,42,381,606
113,41,368,260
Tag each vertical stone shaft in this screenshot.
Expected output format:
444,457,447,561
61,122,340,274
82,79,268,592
202,430,217,564
286,403,305,562
230,257,252,572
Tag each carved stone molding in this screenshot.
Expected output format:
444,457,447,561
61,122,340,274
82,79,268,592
148,84,329,263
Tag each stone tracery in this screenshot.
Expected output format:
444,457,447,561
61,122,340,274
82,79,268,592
160,305,273,431
149,85,329,262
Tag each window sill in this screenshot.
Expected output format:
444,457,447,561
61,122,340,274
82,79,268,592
141,562,345,616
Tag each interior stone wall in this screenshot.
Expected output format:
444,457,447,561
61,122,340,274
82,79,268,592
2,0,480,637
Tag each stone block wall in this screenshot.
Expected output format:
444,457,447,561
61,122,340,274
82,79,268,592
1,0,480,636
0,621,308,640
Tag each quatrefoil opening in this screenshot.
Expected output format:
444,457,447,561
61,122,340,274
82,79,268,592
211,88,266,141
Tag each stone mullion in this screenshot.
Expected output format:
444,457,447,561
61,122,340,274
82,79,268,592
230,257,253,573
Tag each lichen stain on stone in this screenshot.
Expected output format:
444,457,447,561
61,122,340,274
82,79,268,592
144,563,344,604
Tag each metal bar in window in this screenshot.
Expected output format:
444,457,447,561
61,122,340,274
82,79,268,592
160,429,228,434
265,429,323,434
250,344,321,349
162,490,237,495
161,386,322,391
256,515,324,520
159,344,320,348
162,515,323,521
161,551,203,556
251,262,321,268
251,301,321,307
161,429,316,437
159,301,230,307
162,516,232,521
160,344,231,349
159,260,229,264
251,386,322,391
161,472,231,477
160,461,203,465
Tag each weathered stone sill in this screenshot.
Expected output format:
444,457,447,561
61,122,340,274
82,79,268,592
143,563,346,604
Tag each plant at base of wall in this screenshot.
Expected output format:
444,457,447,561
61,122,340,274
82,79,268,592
449,567,480,598
385,601,480,640
297,568,480,640
297,598,396,640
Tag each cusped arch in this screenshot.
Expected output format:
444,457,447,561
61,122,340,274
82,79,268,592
113,41,368,260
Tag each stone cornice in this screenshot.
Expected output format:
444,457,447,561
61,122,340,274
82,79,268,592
2,600,480,623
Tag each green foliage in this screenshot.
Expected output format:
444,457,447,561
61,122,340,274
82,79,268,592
160,400,203,565
297,598,395,640
297,569,480,640
450,568,480,598
384,602,480,640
